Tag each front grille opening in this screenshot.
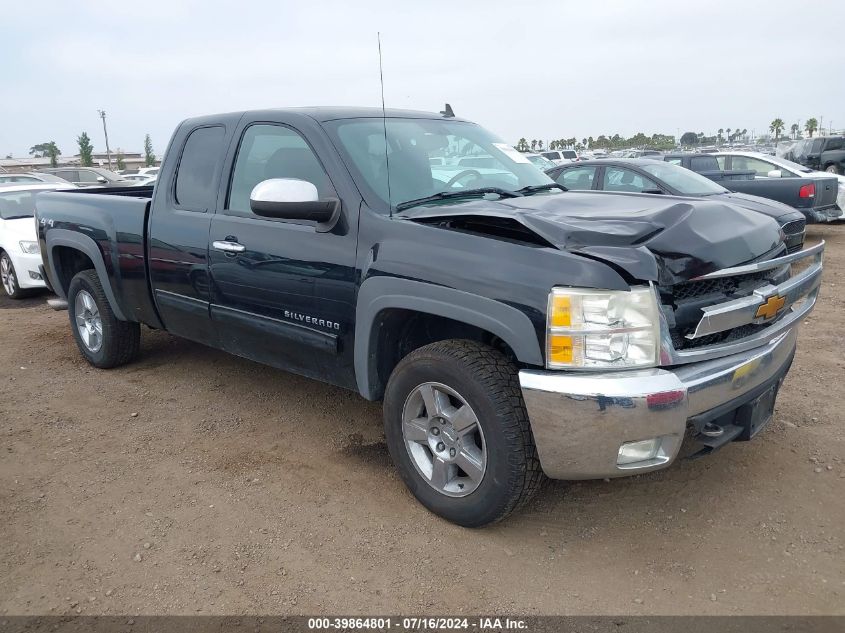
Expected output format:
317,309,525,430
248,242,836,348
661,264,791,351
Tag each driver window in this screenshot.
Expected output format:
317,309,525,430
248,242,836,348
228,124,335,214
602,167,658,192
732,156,777,177
555,166,596,190
77,170,100,183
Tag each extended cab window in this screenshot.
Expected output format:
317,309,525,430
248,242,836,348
690,156,719,172
175,126,226,211
555,166,596,190
228,124,335,214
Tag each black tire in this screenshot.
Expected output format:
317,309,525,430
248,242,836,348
1,252,32,299
67,269,140,368
384,340,544,527
825,164,840,174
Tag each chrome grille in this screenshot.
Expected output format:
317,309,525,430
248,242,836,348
658,242,824,364
781,218,806,236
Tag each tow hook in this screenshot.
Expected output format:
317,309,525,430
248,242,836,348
701,422,724,438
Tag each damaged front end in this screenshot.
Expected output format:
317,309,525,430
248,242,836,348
398,191,784,285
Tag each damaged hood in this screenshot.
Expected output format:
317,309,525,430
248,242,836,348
399,191,783,284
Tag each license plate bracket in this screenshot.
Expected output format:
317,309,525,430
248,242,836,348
735,382,780,441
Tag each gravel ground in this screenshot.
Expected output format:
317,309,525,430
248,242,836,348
1,225,843,616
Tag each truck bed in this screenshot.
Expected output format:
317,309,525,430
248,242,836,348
35,187,161,327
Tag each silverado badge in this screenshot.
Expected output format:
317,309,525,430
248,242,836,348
755,294,786,320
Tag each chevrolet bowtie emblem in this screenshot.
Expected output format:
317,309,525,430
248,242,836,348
756,294,786,320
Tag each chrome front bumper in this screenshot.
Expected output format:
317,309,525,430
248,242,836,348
519,326,799,480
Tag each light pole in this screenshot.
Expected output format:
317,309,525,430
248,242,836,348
97,109,112,170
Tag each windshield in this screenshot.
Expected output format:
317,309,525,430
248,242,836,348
641,161,727,196
0,190,39,219
328,118,554,210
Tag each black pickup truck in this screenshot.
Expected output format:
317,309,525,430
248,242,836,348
790,136,845,175
36,107,824,526
661,153,841,223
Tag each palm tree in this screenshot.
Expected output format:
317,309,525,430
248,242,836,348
537,140,544,151
805,118,818,138
717,128,724,144
516,138,529,152
770,118,785,142
790,123,799,139
531,139,537,151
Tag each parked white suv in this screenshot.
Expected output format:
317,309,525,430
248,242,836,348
541,149,578,165
0,184,61,298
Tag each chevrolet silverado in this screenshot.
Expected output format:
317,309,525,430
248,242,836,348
35,107,824,526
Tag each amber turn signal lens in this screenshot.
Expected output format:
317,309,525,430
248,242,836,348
550,294,572,327
548,334,574,364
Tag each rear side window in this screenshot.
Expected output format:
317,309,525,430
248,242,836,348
826,138,844,151
690,156,719,172
175,126,226,211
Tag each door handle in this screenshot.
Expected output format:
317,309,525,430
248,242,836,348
212,240,245,253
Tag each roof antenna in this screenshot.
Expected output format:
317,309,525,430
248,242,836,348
440,103,455,118
377,32,392,217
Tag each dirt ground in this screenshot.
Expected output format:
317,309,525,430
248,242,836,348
1,225,843,617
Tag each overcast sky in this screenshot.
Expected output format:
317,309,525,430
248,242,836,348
1,0,843,159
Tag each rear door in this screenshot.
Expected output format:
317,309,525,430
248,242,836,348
148,119,237,347
207,114,360,388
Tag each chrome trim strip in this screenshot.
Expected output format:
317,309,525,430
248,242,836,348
691,241,824,280
687,257,822,339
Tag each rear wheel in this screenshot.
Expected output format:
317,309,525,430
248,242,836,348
384,340,544,527
1,252,29,299
67,270,140,368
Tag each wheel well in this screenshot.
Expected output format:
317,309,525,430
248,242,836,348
52,246,95,295
370,308,518,400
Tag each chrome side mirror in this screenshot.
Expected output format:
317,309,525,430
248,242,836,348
249,178,339,231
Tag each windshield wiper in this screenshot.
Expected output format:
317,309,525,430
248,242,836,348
395,187,523,212
516,183,567,195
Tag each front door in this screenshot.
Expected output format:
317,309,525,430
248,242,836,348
207,121,358,388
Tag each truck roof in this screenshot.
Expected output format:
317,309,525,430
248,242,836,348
181,106,468,126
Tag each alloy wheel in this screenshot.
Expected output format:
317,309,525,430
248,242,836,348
74,290,104,352
401,382,487,497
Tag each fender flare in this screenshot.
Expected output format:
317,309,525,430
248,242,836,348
354,276,543,400
45,229,128,321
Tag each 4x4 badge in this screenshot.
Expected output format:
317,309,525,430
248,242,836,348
755,294,786,320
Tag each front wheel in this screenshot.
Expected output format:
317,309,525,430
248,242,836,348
384,340,544,527
67,270,140,368
825,165,840,174
1,252,29,299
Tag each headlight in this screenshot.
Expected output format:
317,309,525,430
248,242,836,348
546,286,660,369
19,241,40,255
